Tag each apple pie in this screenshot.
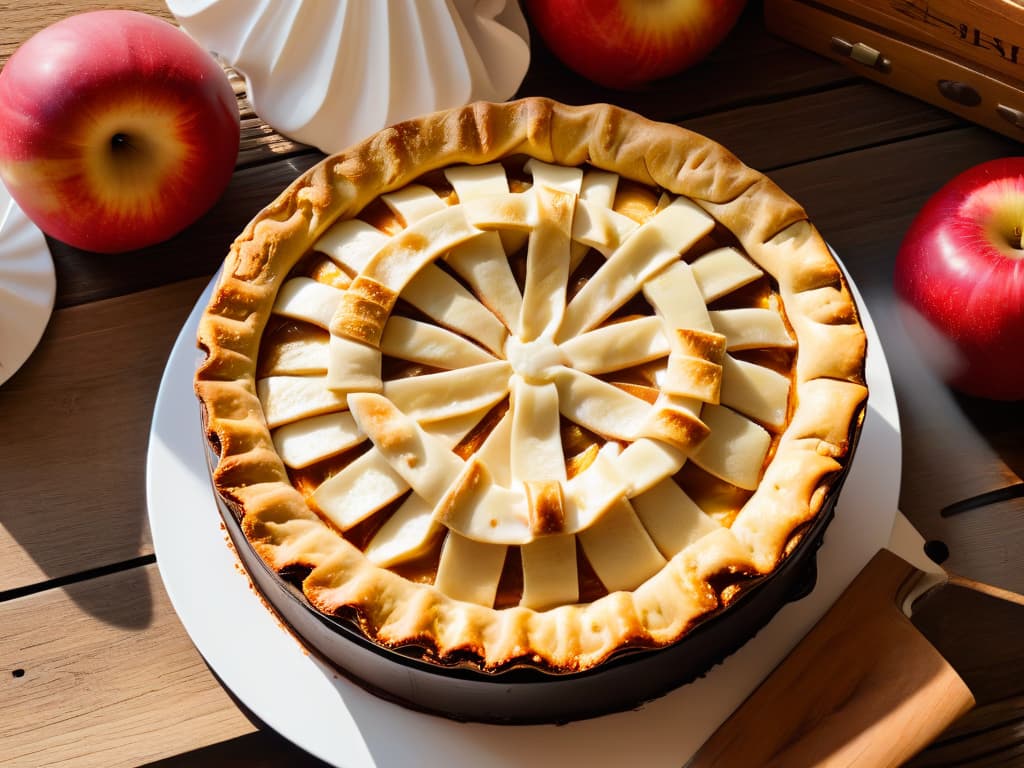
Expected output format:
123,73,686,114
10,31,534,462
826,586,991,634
196,98,866,686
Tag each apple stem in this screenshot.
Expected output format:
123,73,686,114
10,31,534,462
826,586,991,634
1012,225,1023,251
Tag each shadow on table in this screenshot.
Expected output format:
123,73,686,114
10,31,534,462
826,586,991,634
0,298,178,628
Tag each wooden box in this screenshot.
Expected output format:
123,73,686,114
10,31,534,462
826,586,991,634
764,0,1024,141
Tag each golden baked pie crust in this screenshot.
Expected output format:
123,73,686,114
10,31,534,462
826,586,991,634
196,98,867,673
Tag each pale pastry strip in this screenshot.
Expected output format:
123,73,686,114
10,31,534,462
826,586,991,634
310,448,407,530
662,353,723,402
579,169,619,210
525,161,590,273
383,360,512,423
570,170,622,271
570,198,640,258
691,246,764,303
326,334,382,393
562,444,630,533
551,366,652,441
632,395,710,454
661,329,727,403
381,183,447,224
558,225,680,340
689,404,772,491
261,334,329,376
361,205,482,293
444,232,523,331
273,277,342,329
518,184,575,341
611,438,687,497
363,494,440,568
525,158,584,193
273,411,364,469
315,219,389,275
643,260,715,341
273,399,488,471
420,405,495,449
473,407,513,487
434,531,507,607
509,377,566,483
330,275,397,348
631,478,722,559
520,535,579,610
709,308,795,350
348,393,464,505
524,480,566,536
400,260,508,355
559,197,715,339
462,189,537,231
720,354,791,430
433,459,533,544
326,219,507,355
257,375,348,428
444,163,511,200
577,498,667,593
441,166,524,331
380,315,496,369
559,316,669,374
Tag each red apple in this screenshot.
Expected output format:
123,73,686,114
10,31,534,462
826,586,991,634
894,158,1024,400
0,10,240,254
524,0,747,89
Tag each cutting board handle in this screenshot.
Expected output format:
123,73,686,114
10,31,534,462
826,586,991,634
689,549,974,767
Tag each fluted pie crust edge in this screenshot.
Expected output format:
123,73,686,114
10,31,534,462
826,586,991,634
195,98,867,674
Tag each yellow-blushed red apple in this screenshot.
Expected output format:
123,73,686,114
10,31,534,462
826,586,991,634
894,158,1024,400
0,10,240,254
524,0,747,89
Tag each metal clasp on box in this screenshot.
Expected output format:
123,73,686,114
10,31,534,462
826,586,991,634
830,37,892,73
996,104,1024,130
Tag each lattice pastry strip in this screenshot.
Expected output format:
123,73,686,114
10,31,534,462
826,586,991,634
261,333,329,376
577,497,667,593
720,355,791,430
311,448,408,531
691,246,764,302
434,459,532,544
257,375,347,428
631,478,724,559
320,225,508,359
382,361,511,423
308,400,487,532
690,404,773,490
709,307,795,351
520,534,579,610
435,531,507,607
558,197,716,340
363,494,439,568
559,316,669,374
273,411,363,470
444,232,522,332
273,278,497,372
446,164,528,255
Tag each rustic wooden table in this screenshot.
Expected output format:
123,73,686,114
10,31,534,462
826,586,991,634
2,2,1022,766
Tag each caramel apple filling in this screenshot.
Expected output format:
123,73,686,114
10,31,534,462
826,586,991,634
255,159,799,612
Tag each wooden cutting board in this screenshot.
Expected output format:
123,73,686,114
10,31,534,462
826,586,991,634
689,544,1024,766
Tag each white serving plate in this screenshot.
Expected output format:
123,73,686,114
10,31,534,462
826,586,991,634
147,256,900,768
0,181,55,386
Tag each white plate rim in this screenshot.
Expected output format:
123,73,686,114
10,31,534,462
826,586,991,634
0,181,56,387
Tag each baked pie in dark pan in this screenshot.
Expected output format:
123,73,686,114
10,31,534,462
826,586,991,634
195,97,868,723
